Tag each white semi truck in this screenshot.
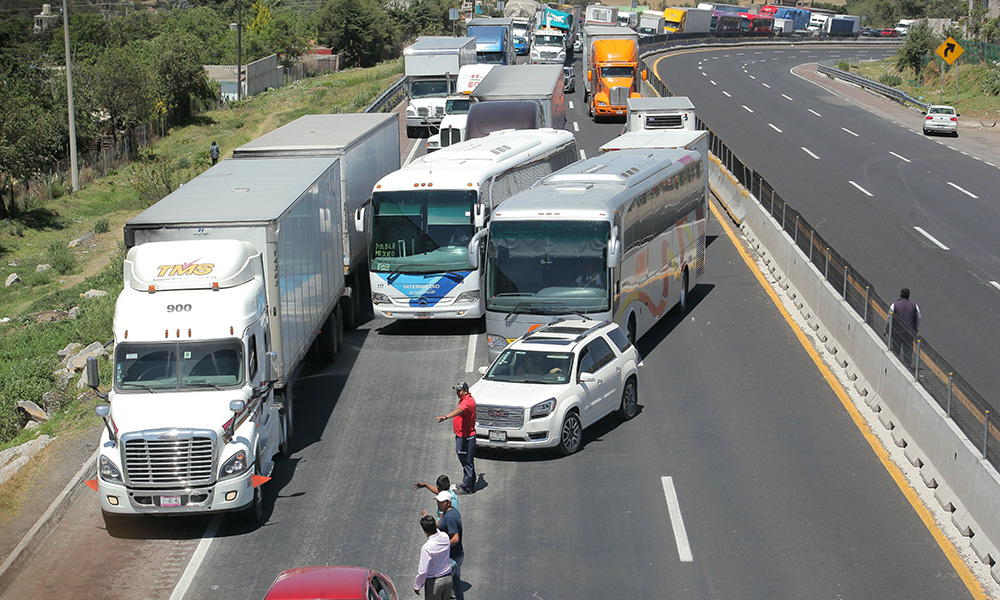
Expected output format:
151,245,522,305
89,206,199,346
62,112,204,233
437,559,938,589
87,157,348,527
232,113,400,327
403,37,477,138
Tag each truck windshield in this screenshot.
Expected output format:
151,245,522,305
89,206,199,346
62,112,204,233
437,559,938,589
478,52,506,65
535,34,564,45
446,98,471,114
601,66,635,78
370,190,477,274
486,220,611,313
411,80,450,99
114,340,244,392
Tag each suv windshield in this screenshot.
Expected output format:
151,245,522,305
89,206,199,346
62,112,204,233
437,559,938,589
114,340,244,392
486,349,573,384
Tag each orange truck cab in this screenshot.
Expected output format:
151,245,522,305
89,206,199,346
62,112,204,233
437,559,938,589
587,38,645,118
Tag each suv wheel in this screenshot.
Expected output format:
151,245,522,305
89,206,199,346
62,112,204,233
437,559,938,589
557,411,583,455
618,377,638,421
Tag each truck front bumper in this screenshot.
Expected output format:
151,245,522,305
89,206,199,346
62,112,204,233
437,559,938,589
593,105,627,116
98,471,255,515
406,116,443,128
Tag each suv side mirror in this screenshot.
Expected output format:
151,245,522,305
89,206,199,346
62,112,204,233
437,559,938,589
478,365,488,375
579,372,596,383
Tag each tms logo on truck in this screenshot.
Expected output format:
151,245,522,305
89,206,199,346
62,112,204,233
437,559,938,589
156,262,215,277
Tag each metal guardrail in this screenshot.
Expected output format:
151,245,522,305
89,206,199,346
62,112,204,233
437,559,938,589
816,62,930,111
644,44,1000,471
364,75,407,114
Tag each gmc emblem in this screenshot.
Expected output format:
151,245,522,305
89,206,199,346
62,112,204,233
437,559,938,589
489,409,509,418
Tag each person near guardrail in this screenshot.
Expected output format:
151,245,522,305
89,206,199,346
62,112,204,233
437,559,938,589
885,288,921,368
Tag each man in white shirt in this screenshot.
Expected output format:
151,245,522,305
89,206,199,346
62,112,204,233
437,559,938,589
414,515,453,599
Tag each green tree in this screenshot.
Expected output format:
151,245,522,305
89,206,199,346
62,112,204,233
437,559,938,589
47,13,111,62
146,32,216,123
258,8,310,72
316,0,396,68
80,44,156,146
895,20,935,82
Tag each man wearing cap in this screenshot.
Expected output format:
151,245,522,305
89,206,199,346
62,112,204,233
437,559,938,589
434,491,465,600
437,382,477,495
413,514,453,599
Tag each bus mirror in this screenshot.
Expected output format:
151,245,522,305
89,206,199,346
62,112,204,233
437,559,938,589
474,204,486,228
354,206,366,233
468,229,488,270
607,227,620,268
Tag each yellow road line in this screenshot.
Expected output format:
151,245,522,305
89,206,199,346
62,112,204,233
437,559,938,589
709,199,988,599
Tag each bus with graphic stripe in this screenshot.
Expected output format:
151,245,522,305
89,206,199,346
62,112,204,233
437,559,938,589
476,148,706,357
358,128,578,319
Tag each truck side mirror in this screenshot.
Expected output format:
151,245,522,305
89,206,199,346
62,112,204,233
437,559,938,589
354,206,366,233
86,356,108,400
95,404,116,445
641,69,648,81
587,70,593,81
262,351,278,384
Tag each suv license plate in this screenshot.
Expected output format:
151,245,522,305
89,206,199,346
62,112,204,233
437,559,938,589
160,495,182,507
489,430,507,442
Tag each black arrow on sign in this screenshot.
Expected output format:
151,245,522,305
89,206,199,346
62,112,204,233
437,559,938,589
944,42,956,57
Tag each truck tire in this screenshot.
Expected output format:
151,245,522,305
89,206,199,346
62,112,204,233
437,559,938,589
238,456,264,525
278,389,293,456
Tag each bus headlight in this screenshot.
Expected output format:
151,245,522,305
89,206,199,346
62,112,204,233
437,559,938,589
456,290,479,303
486,334,509,349
220,449,249,480
372,292,390,305
530,398,556,419
99,455,122,483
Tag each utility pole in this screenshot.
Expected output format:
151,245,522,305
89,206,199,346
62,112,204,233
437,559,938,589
62,0,79,192
237,0,243,101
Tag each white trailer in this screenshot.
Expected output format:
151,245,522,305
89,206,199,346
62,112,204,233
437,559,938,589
403,37,477,137
90,158,347,526
623,97,697,132
638,11,665,37
470,64,567,130
585,4,618,26
232,113,400,328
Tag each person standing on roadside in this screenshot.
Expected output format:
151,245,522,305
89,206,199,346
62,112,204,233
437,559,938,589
436,382,476,494
210,140,220,165
413,515,453,600
887,288,921,367
432,491,466,600
414,475,458,519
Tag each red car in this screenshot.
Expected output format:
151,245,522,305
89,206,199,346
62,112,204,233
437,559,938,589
263,566,397,600
880,28,899,37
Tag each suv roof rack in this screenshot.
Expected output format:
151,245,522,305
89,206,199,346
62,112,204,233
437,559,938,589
520,319,613,345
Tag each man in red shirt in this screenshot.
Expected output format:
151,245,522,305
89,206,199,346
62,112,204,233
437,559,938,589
436,382,477,494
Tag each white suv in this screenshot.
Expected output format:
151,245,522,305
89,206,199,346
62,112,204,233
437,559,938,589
472,319,641,455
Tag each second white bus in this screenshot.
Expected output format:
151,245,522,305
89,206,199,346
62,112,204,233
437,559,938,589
357,128,578,319
478,148,707,355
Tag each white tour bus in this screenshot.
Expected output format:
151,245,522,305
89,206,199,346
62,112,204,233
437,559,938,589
357,128,578,319
478,148,706,355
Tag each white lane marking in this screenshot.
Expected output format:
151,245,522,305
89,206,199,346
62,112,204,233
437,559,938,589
579,149,587,159
762,82,770,88
948,182,979,198
849,181,873,197
661,477,694,562
990,281,1000,291
801,147,820,160
890,152,911,163
702,71,707,76
748,75,756,80
466,332,478,372
769,123,783,133
568,100,574,110
169,516,223,600
698,65,702,70
841,127,859,137
722,91,732,98
403,135,422,167
987,162,998,168
710,80,717,86
782,94,793,101
572,121,580,132
808,109,822,117
742,105,754,113
914,227,950,250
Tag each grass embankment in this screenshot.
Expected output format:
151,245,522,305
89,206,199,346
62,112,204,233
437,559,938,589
0,59,403,449
852,57,1000,119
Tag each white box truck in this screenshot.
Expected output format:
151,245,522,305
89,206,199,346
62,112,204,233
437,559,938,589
232,113,400,327
470,64,567,130
403,37,477,138
624,97,697,132
638,11,666,37
87,158,347,527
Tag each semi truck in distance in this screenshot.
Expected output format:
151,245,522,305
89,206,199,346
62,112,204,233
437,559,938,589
663,7,713,34
470,64,567,130
638,11,665,37
88,157,350,526
467,17,515,65
426,64,495,152
232,113,401,328
403,37,477,137
623,97,697,132
583,25,645,119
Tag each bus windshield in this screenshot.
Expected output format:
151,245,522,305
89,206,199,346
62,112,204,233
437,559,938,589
114,340,244,392
486,220,611,313
370,190,477,274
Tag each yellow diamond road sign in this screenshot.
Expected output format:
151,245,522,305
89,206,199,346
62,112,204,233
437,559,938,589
936,37,964,65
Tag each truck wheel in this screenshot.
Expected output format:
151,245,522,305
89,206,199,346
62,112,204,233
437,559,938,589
333,305,344,355
278,390,293,456
238,458,264,525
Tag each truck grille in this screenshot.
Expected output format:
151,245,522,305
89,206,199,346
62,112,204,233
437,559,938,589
645,114,684,129
441,128,462,147
609,86,629,107
476,405,524,429
541,51,559,59
417,107,430,117
122,430,216,488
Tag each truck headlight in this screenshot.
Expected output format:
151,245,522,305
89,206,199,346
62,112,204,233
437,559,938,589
99,455,122,483
597,101,608,106
219,449,249,480
372,292,390,305
486,334,509,349
530,398,556,419
456,290,479,303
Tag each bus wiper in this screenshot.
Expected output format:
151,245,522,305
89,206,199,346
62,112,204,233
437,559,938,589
118,382,157,393
505,300,564,323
